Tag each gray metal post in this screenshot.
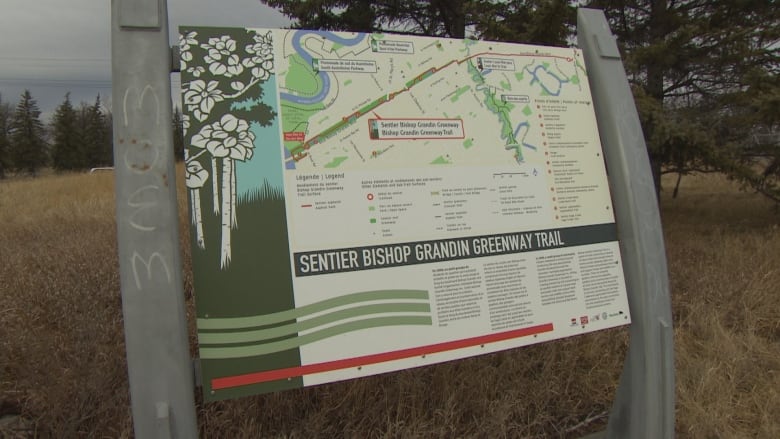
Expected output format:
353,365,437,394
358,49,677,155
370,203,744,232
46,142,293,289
577,8,675,439
111,0,199,437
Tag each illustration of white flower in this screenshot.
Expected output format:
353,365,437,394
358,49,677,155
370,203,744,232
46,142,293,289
243,31,274,80
201,36,244,77
181,114,190,135
191,114,255,160
180,31,198,52
186,65,206,78
185,156,209,190
184,80,225,122
179,31,198,70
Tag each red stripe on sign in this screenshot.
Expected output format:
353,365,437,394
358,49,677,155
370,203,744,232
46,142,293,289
211,322,554,390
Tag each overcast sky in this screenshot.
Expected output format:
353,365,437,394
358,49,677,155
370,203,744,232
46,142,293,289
0,0,292,120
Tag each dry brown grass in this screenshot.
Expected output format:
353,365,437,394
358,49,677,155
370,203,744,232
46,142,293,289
0,172,129,437
661,174,780,438
0,169,778,438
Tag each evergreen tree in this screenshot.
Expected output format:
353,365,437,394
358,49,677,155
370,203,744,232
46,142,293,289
0,94,11,179
103,109,114,166
262,1,584,43
588,0,780,199
79,96,111,167
471,0,575,46
261,1,570,41
50,93,82,171
173,106,185,161
9,90,47,176
261,0,468,37
378,0,467,37
75,102,92,168
262,0,377,32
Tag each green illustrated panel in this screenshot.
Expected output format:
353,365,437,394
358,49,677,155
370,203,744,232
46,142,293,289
180,27,302,400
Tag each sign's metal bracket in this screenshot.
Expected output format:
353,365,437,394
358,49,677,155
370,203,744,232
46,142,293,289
119,0,161,29
577,8,675,439
111,0,198,437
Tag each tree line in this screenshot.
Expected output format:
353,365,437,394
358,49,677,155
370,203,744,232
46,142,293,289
0,90,111,178
261,0,779,201
0,90,186,178
3,1,776,200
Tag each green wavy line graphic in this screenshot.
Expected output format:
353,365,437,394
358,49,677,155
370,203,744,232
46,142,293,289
199,315,433,359
199,302,430,345
198,289,429,330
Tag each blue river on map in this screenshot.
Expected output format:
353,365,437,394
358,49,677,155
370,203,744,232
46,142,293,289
279,31,367,105
527,65,568,97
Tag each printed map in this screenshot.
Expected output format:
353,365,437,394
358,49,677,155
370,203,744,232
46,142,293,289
275,31,587,171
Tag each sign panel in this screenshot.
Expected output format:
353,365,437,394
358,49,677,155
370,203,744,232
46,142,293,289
180,27,631,401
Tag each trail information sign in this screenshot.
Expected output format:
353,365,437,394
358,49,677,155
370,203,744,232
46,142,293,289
180,27,631,401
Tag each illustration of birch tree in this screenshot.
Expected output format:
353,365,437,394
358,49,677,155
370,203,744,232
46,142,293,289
185,157,209,249
180,28,276,269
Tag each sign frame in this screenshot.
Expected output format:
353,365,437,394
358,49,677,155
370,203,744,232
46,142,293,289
178,25,634,402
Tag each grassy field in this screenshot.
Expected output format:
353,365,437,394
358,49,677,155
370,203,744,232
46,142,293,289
0,169,778,438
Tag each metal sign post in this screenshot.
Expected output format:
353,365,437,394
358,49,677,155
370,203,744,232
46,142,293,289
577,9,676,439
111,0,198,437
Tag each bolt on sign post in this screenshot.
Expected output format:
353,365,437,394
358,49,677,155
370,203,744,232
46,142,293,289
111,0,198,437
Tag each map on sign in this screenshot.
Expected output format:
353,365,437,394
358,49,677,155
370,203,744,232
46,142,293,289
277,31,584,171
180,27,630,402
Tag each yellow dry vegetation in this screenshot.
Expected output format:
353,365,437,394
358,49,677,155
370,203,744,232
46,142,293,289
662,173,780,438
0,169,777,437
